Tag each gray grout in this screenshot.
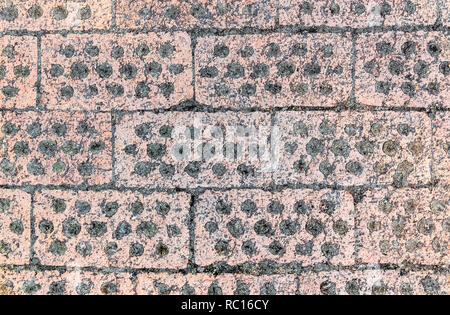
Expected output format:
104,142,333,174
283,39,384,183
189,31,198,102
29,192,36,265
187,193,197,272
111,0,117,30
1,261,448,276
0,102,449,115
0,180,439,195
0,23,448,38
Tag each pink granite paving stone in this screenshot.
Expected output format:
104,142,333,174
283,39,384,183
0,111,111,185
0,189,31,265
278,0,438,27
0,0,112,31
116,0,276,29
195,33,353,108
433,112,450,185
115,112,272,188
274,111,432,186
41,32,192,111
355,31,449,108
136,273,298,295
0,36,37,109
0,269,133,295
33,190,190,269
298,270,449,295
195,189,355,266
358,188,450,265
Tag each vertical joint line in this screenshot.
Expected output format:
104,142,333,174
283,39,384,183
275,2,280,27
36,35,42,109
187,193,197,271
29,191,36,264
353,191,360,266
295,275,301,295
111,0,117,30
190,32,197,101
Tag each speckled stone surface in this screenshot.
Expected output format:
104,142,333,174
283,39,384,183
0,111,112,185
41,32,193,110
297,270,449,295
0,189,31,265
0,0,112,31
33,190,190,268
115,112,272,188
0,36,37,109
195,33,353,108
278,0,438,27
441,0,450,26
355,31,449,108
0,0,448,296
116,0,276,29
358,188,449,265
0,269,133,295
274,111,432,186
136,273,298,295
195,189,355,266
434,112,450,185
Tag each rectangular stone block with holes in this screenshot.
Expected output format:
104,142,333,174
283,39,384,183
0,0,112,31
355,31,449,108
195,189,355,267
298,270,449,295
434,113,450,185
278,0,438,27
357,188,449,265
273,111,432,186
195,33,353,108
115,112,272,188
0,269,134,295
33,190,190,269
0,112,111,185
41,32,193,111
0,189,31,265
136,273,298,295
0,36,37,109
116,0,276,29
